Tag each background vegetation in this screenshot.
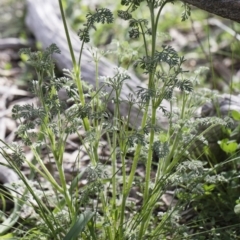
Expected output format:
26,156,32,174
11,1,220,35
0,0,240,239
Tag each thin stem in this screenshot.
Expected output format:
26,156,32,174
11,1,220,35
30,148,63,193
58,0,90,132
58,0,76,67
118,104,133,238
111,86,122,236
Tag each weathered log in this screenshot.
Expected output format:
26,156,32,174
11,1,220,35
0,38,34,51
25,0,170,129
181,0,240,23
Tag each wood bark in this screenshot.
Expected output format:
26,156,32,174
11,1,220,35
25,0,170,129
181,0,240,23
0,38,34,51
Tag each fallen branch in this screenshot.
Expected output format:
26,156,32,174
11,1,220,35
181,0,240,23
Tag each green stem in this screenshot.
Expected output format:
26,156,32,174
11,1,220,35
58,0,90,132
118,104,134,238
99,192,114,240
56,160,75,215
120,105,150,237
137,2,173,238
58,0,77,67
143,102,156,200
138,103,157,238
111,88,122,235
30,148,63,193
